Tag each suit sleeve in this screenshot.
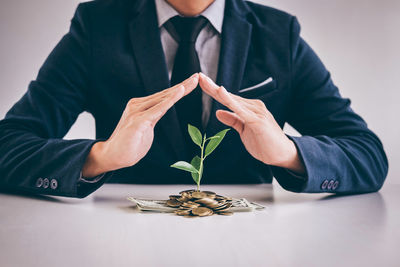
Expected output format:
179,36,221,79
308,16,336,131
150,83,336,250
0,4,112,198
272,17,388,194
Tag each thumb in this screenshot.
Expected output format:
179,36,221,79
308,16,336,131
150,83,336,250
216,110,244,134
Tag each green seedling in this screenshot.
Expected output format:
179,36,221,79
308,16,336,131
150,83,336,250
170,124,230,191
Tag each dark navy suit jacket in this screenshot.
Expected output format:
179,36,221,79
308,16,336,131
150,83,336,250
0,0,388,198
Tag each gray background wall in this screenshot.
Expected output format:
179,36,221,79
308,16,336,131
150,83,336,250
0,0,399,184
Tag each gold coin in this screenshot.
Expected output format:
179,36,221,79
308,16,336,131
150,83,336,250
179,206,192,210
166,199,181,208
179,189,195,195
181,203,200,209
168,191,236,217
194,198,216,206
213,201,228,208
215,207,231,212
215,199,227,205
191,191,208,199
215,195,231,201
175,210,191,216
212,205,228,211
213,202,232,211
191,207,213,216
203,191,216,198
204,201,221,209
177,197,189,202
181,191,194,200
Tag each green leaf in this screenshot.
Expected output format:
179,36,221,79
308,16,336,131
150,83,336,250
170,161,198,173
190,156,201,185
204,129,230,157
188,124,202,147
207,136,221,140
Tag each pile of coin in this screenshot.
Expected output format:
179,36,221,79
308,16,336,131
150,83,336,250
166,190,233,217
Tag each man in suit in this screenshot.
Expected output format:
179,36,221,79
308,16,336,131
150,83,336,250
0,0,388,198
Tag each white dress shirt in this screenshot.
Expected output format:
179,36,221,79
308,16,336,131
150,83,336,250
155,0,226,129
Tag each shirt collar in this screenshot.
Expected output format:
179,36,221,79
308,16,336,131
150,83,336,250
155,0,225,34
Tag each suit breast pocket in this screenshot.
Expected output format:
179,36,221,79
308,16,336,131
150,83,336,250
237,77,277,99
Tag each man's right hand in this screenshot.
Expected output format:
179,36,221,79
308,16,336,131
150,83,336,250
82,73,199,178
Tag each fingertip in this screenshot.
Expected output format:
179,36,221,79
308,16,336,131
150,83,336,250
198,74,205,86
215,109,224,116
198,73,210,89
189,73,199,84
216,109,231,119
191,73,199,80
215,110,230,126
182,74,199,90
215,109,242,132
192,74,199,85
200,73,219,91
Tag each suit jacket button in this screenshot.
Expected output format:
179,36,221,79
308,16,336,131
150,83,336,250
43,178,50,189
50,179,58,190
332,181,339,190
327,180,335,190
36,178,43,188
321,180,329,190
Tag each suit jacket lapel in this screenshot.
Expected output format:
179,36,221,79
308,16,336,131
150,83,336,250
206,0,252,135
128,0,185,160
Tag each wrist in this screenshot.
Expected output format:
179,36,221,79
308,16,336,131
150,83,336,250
82,141,111,178
274,140,306,175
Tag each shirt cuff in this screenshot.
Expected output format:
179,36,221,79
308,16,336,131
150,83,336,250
76,170,114,198
78,171,107,184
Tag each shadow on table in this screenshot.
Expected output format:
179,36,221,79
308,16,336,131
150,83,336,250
237,185,275,204
119,204,140,214
317,192,388,229
0,188,65,203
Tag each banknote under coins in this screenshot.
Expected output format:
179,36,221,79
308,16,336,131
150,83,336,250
127,189,265,218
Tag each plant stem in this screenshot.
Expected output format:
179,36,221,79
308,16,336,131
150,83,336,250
198,135,206,191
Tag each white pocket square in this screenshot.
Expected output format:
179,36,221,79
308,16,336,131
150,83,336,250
238,77,274,93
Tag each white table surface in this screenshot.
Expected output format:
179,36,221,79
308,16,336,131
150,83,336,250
1,182,399,267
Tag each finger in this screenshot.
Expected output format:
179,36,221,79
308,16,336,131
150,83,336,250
162,73,199,97
229,93,266,114
216,110,244,134
133,73,199,112
216,86,254,121
136,86,182,111
229,94,255,109
198,72,254,109
180,73,199,96
199,73,253,120
144,73,198,102
198,72,220,98
154,73,199,97
145,85,185,122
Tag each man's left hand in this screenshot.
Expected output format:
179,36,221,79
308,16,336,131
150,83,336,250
199,73,305,174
